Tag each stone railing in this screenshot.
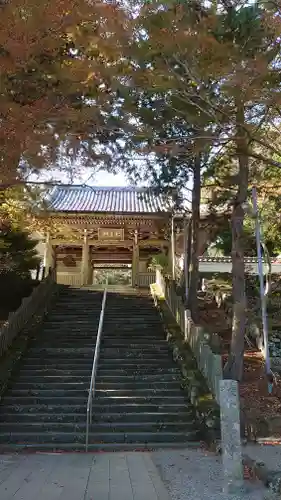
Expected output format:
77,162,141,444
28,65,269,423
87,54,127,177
198,255,280,274
137,271,156,288
199,256,272,263
155,269,223,403
0,271,57,358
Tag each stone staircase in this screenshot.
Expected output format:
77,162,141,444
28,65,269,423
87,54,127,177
0,287,202,451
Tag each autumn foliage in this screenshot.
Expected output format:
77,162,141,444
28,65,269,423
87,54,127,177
0,0,130,184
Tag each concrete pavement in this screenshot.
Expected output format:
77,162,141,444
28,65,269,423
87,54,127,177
0,448,271,500
0,451,170,500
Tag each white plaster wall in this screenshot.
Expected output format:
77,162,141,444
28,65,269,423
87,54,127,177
32,232,45,262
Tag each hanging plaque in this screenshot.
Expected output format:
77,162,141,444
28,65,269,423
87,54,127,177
98,228,124,241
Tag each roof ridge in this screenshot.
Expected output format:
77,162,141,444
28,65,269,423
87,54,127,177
53,185,151,191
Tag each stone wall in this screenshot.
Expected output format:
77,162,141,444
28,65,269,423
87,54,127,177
0,281,60,401
151,284,221,443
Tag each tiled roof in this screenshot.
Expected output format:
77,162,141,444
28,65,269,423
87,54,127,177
45,185,172,214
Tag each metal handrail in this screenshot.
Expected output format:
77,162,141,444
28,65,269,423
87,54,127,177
85,281,108,451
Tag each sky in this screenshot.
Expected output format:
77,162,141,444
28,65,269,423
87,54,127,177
89,169,129,187
29,162,193,202
29,167,131,187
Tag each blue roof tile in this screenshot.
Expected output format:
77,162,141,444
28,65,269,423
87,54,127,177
45,186,172,214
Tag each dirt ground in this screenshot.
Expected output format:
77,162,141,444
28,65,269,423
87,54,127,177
198,298,281,440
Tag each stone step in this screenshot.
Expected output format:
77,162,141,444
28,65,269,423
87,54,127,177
0,411,193,423
103,317,161,321
95,373,181,382
9,387,184,397
29,348,95,354
99,353,172,360
17,368,92,377
11,381,91,390
45,315,100,319
41,326,163,331
33,335,97,341
0,413,88,423
48,312,100,316
52,303,102,308
54,305,100,308
49,310,102,314
30,343,96,349
94,394,187,403
39,334,165,341
36,335,166,342
43,322,100,327
0,421,197,434
15,374,180,384
36,330,97,336
0,441,201,452
29,347,170,355
22,360,94,368
99,350,171,357
22,359,174,367
9,388,89,397
0,430,200,445
40,328,99,333
20,360,93,375
96,367,180,375
46,314,161,322
24,353,95,361
97,358,175,365
31,341,167,349
36,328,157,339
11,377,180,394
44,318,100,322
102,324,163,329
100,339,168,346
101,331,165,337
9,380,182,399
0,402,191,414
0,405,87,414
18,367,179,377
103,317,162,321
101,345,170,351
3,395,187,406
14,375,92,383
31,339,96,345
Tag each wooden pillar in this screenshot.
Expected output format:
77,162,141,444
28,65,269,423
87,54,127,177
81,229,90,286
132,230,139,287
43,232,53,274
88,251,93,285
169,215,175,279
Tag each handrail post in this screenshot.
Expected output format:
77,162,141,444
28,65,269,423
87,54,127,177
86,408,90,452
85,280,108,452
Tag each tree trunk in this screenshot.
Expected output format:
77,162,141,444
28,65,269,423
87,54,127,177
183,217,192,307
186,218,192,291
224,99,249,381
187,154,201,322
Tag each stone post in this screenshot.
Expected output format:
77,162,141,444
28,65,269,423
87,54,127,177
219,379,244,495
171,215,175,280
43,232,53,274
132,230,139,287
81,229,90,286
